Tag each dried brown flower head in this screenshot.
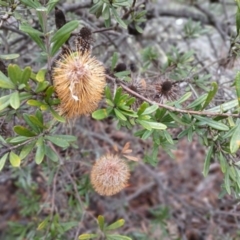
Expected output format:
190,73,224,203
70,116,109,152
52,50,106,119
155,80,177,102
55,7,66,29
90,154,130,196
114,63,127,73
76,27,93,54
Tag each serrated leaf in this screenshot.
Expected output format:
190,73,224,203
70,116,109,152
92,109,109,120
35,137,45,164
10,92,20,109
0,71,15,89
202,82,218,110
0,153,8,171
98,215,105,231
203,144,213,177
106,219,125,231
45,136,69,148
9,151,21,167
78,234,98,240
14,125,36,137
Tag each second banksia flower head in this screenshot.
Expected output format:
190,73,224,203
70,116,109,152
52,50,106,119
90,154,130,196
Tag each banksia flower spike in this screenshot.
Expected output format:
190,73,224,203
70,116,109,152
52,50,106,119
90,154,130,196
155,80,178,103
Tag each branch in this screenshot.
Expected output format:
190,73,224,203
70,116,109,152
106,75,239,118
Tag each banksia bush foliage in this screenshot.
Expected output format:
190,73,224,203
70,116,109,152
90,154,130,196
52,50,106,119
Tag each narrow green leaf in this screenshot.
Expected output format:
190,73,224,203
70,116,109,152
186,93,207,109
14,125,36,137
224,168,231,194
19,141,36,159
9,151,21,167
21,66,32,84
45,145,58,162
219,152,227,174
137,102,149,116
28,33,46,51
78,234,98,240
230,123,240,153
105,85,113,100
106,235,132,240
35,137,45,164
20,23,43,36
137,119,152,130
19,0,41,8
0,94,11,111
8,136,31,144
111,7,127,28
111,52,118,71
235,71,240,107
202,82,218,110
0,54,20,60
49,107,66,123
27,99,43,107
47,0,61,13
236,9,240,36
23,113,41,133
10,92,20,109
98,215,105,231
45,136,70,148
113,87,123,104
106,219,125,231
174,92,192,105
194,115,229,131
35,81,49,93
203,144,213,177
37,217,49,231
0,71,15,89
29,115,45,129
141,104,158,115
92,109,109,120
206,99,238,113
114,108,127,121
36,69,47,82
0,153,8,171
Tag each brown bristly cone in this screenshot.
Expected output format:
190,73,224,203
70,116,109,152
52,50,106,119
90,154,130,196
155,80,177,102
76,27,93,54
55,7,66,29
114,63,127,73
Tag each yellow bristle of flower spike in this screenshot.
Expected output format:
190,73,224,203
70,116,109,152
52,50,106,119
90,154,130,196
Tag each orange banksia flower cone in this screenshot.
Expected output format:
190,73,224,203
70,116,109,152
52,50,106,119
90,154,130,196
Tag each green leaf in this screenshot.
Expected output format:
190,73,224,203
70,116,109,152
186,93,207,109
45,136,70,148
35,81,49,93
114,108,127,121
236,9,240,36
51,20,79,56
203,144,213,177
137,120,152,130
28,33,46,51
92,109,109,120
0,153,8,171
105,85,113,100
49,107,66,123
106,219,125,231
219,152,227,174
113,87,123,104
47,0,61,13
14,126,36,137
0,71,15,89
19,0,41,8
0,94,11,111
106,235,132,240
78,234,98,240
98,215,105,231
174,92,192,105
35,137,45,164
8,136,31,144
27,99,43,107
224,168,231,194
235,71,240,107
36,69,47,82
111,52,118,71
10,92,20,109
21,66,32,84
37,217,49,231
141,104,158,115
0,54,20,60
20,23,43,36
230,123,240,153
7,64,22,84
45,145,58,162
23,113,41,133
202,82,218,110
19,141,36,159
194,115,229,131
9,151,21,167
137,102,149,115
206,99,238,113
29,115,45,129
111,7,127,28
50,135,77,142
